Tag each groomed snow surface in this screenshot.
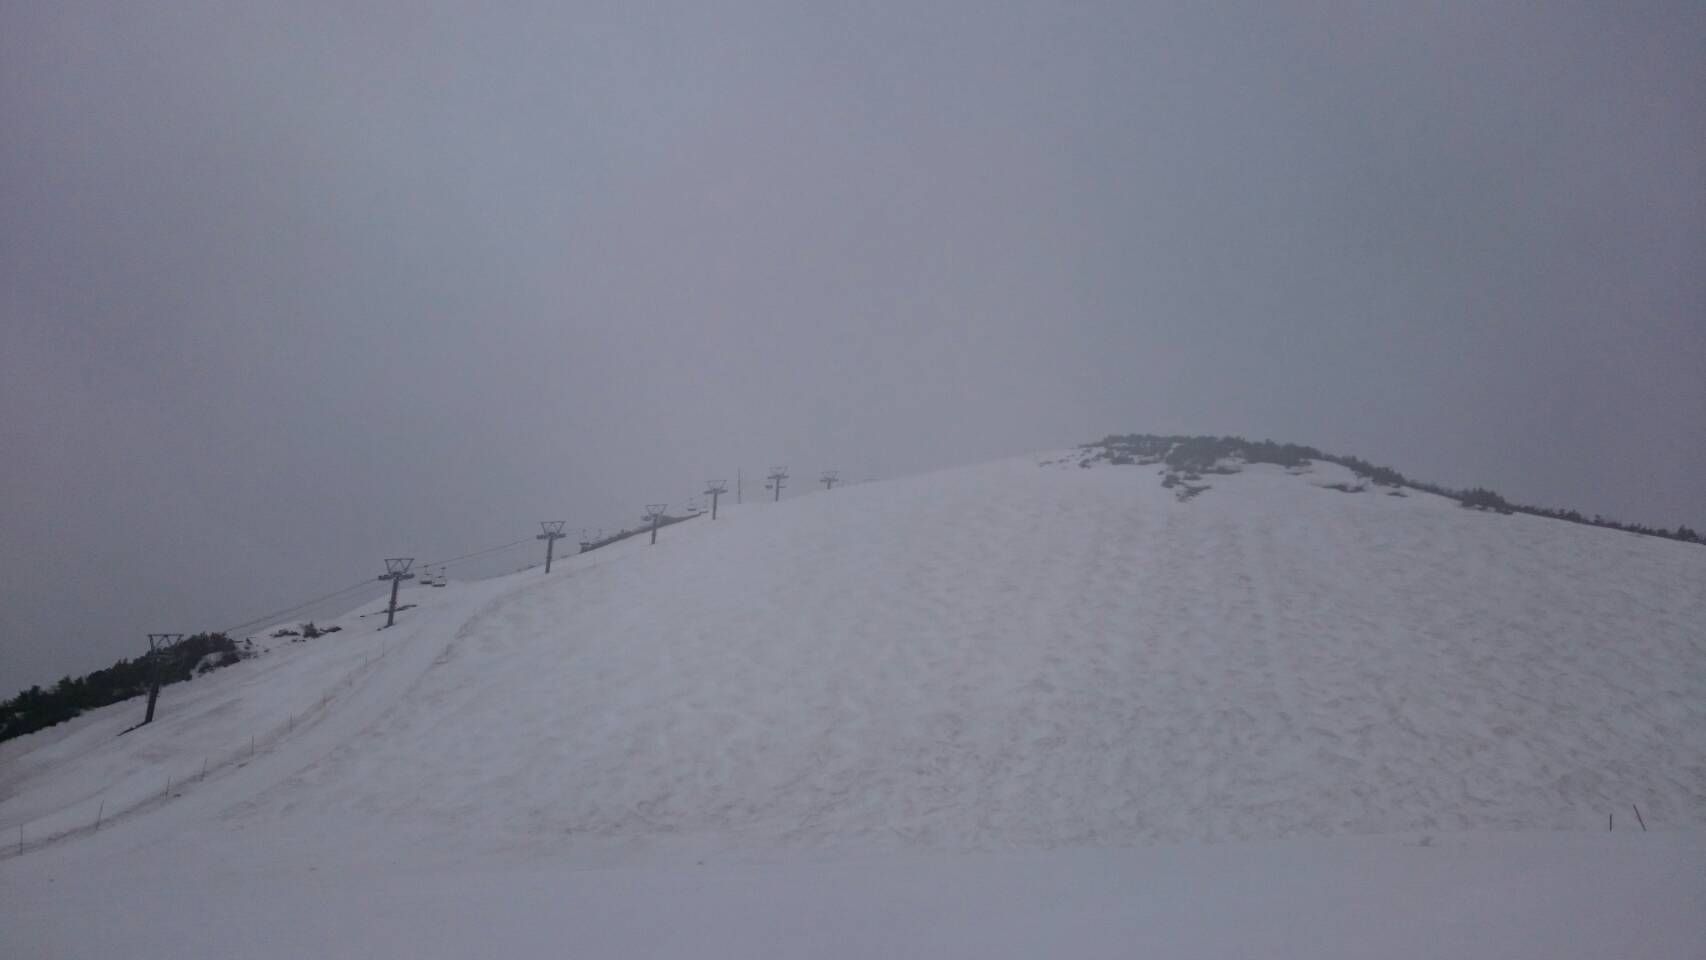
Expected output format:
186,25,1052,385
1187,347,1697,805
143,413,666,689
4,454,1704,957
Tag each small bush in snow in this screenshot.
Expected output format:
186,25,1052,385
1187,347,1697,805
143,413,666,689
1459,488,1513,513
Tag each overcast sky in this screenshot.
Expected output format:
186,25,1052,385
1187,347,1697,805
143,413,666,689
3,1,1702,692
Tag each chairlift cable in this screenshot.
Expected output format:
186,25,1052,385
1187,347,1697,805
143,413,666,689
220,535,545,636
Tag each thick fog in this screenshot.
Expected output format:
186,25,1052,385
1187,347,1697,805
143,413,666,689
3,2,1702,691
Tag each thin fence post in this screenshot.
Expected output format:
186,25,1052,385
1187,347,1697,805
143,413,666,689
1633,804,1647,831
201,757,208,781
95,800,104,831
165,775,171,797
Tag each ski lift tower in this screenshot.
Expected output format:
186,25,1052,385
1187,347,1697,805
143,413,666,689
644,504,668,544
820,470,840,491
766,466,789,502
704,480,728,519
140,633,184,726
537,521,568,573
377,558,415,628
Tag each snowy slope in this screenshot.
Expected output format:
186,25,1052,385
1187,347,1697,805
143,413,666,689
8,831,1704,960
3,451,1704,956
0,572,530,853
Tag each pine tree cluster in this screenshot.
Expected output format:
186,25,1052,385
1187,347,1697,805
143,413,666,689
0,632,240,743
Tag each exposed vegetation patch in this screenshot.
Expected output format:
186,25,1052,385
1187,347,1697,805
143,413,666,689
289,622,342,642
1076,433,1703,546
1159,471,1214,501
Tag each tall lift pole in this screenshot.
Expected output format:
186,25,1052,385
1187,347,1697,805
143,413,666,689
378,558,415,628
766,466,789,502
704,480,728,519
141,633,184,726
537,521,568,573
644,504,668,544
820,470,840,491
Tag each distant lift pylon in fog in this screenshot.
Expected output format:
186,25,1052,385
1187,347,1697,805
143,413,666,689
537,521,568,573
644,504,668,544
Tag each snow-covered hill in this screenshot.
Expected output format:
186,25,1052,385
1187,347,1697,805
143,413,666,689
4,450,1704,957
